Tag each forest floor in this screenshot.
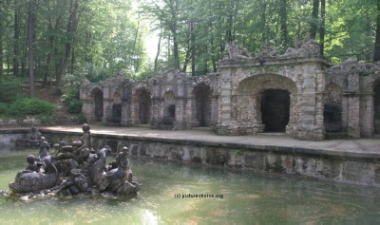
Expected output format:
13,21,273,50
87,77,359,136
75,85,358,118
21,82,70,120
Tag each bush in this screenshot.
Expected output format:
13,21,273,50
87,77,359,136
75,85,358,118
0,82,21,103
0,103,8,115
7,98,57,118
67,99,83,114
77,113,87,124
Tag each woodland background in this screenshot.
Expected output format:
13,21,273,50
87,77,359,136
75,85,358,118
0,0,379,118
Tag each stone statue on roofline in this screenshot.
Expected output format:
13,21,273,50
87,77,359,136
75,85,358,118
223,41,252,60
280,33,321,58
255,41,278,59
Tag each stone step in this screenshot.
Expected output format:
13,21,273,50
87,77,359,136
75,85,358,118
257,132,288,137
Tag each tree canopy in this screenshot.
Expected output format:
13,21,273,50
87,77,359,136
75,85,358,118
0,0,379,95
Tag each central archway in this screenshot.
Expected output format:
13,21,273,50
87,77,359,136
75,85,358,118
261,89,290,132
236,74,298,134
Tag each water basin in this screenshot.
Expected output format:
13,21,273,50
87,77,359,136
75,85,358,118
1,150,380,224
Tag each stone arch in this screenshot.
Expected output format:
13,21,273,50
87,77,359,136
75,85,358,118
193,83,212,127
135,88,151,124
323,83,342,133
374,80,380,134
110,92,122,124
163,91,176,125
91,88,103,122
236,74,298,133
237,74,298,94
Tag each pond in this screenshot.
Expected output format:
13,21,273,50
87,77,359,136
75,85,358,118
1,150,380,224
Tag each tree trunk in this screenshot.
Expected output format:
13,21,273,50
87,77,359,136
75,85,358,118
182,36,191,72
320,0,325,56
279,0,288,51
57,0,79,87
27,1,36,98
310,0,319,39
374,0,380,61
13,8,20,77
190,21,195,76
154,32,162,72
0,16,3,80
261,1,267,43
172,30,180,69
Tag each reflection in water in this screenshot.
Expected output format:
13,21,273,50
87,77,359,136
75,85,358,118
1,150,380,224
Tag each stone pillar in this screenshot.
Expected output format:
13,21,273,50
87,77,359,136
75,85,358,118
251,93,264,134
212,96,219,127
121,101,130,126
360,93,374,137
174,97,184,129
102,99,112,124
287,93,301,136
130,93,138,126
217,75,232,134
344,73,361,138
296,73,324,140
344,93,360,138
82,100,95,122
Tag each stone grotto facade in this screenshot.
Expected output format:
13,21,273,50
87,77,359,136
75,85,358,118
80,37,380,140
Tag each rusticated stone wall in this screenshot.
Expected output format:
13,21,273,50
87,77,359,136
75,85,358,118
80,41,380,140
216,57,329,140
4,130,378,187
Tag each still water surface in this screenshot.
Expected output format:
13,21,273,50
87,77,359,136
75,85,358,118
1,150,380,224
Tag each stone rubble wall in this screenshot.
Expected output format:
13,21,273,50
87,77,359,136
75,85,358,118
80,46,380,140
6,130,379,187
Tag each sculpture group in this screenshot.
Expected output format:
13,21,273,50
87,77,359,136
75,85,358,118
7,124,140,200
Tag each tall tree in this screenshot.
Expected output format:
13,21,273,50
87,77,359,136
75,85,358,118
374,0,380,61
27,0,37,97
0,1,3,80
57,0,79,87
278,0,288,51
319,0,325,56
13,4,21,77
310,0,319,39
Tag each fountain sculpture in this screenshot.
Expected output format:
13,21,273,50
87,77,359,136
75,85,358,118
6,124,140,200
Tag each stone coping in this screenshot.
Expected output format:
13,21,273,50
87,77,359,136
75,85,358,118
2,125,380,160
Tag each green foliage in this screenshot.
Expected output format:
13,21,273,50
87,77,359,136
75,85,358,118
7,98,57,118
235,150,244,155
67,99,83,114
0,82,21,103
77,113,87,124
36,114,58,125
0,103,9,115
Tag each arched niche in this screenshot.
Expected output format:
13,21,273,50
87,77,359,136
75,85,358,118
193,83,212,127
91,88,103,122
323,83,342,133
110,92,122,124
163,91,176,125
135,88,151,124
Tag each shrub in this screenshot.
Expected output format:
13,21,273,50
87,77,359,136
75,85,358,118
7,98,57,118
77,113,87,124
0,103,9,115
67,99,83,114
0,82,21,103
